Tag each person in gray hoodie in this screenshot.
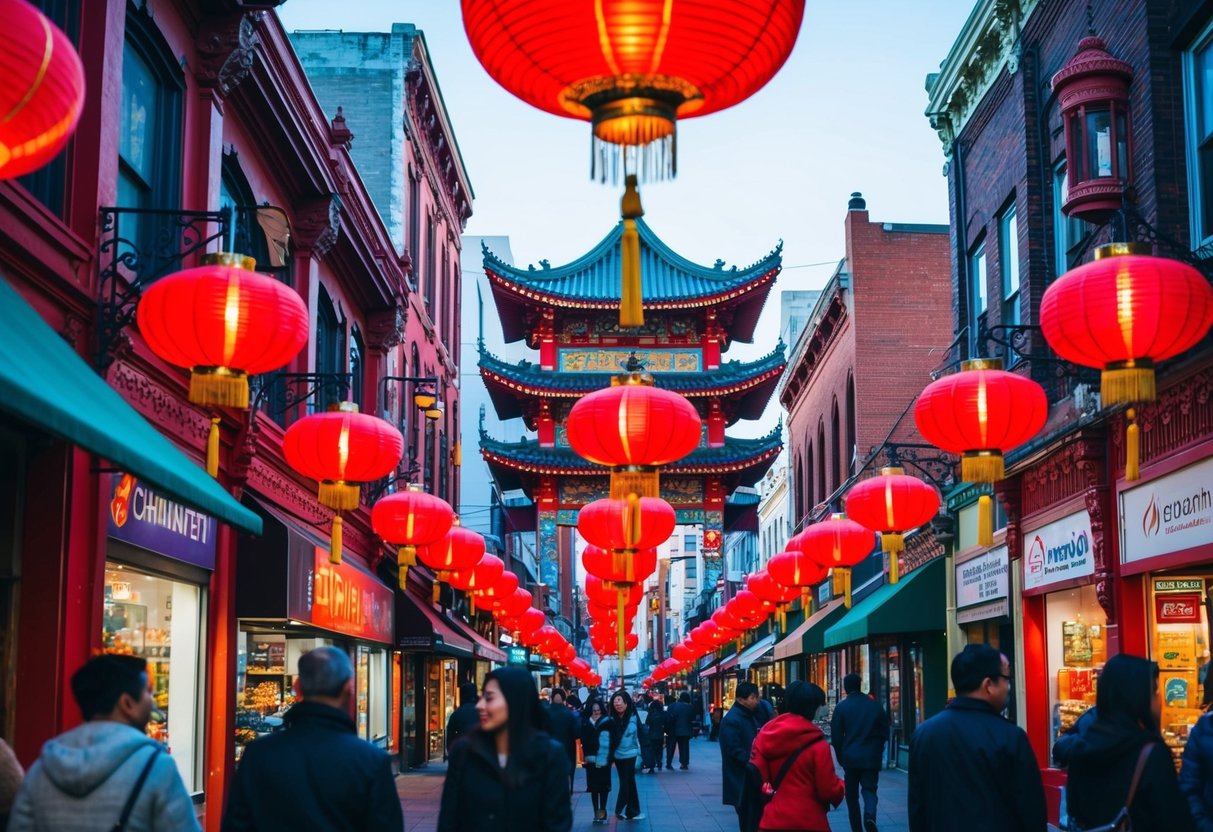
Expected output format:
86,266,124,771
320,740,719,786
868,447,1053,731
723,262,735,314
9,654,199,832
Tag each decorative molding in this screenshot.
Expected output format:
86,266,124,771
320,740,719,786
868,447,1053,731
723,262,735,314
107,360,209,449
1073,435,1114,621
293,194,341,257
195,12,260,97
366,303,407,352
1020,434,1097,518
995,476,1022,561
59,312,86,350
1110,363,1213,472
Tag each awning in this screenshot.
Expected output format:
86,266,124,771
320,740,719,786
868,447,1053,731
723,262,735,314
449,615,508,664
773,599,846,660
397,591,474,657
699,651,736,679
718,652,742,673
0,276,261,535
738,633,776,670
823,557,946,649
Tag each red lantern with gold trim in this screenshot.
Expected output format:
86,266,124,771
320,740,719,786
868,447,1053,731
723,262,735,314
418,520,485,602
447,553,504,594
845,467,940,583
578,496,677,551
477,571,521,609
0,0,85,179
793,515,875,608
371,486,455,582
493,587,534,619
582,545,659,585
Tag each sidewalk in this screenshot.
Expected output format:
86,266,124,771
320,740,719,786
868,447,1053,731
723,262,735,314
396,736,911,832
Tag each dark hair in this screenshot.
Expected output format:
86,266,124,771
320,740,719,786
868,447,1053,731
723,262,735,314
843,673,862,694
679,692,691,704
484,666,546,752
783,681,826,720
951,644,1004,695
736,681,759,701
587,699,606,719
609,690,638,724
298,646,354,698
71,655,148,720
459,682,478,706
1096,654,1161,735
648,697,664,713
664,694,675,705
550,687,566,704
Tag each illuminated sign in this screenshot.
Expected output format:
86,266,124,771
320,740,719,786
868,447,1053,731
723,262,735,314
106,473,217,569
1023,510,1094,592
1122,456,1213,565
302,547,393,643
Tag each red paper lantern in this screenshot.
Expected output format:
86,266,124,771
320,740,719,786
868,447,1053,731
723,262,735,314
746,571,800,605
447,554,504,593
688,622,718,649
372,486,455,582
584,576,644,608
794,515,874,571
419,522,486,573
578,497,676,550
0,0,85,179
845,467,941,583
532,625,562,653
478,571,521,606
671,643,695,663
492,587,534,619
767,551,829,590
514,608,546,638
582,545,658,584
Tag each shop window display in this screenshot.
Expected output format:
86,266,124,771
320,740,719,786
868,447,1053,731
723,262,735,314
1149,576,1210,768
234,633,334,760
1047,586,1107,742
102,563,201,790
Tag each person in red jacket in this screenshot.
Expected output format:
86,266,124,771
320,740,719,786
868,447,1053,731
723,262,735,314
749,681,845,832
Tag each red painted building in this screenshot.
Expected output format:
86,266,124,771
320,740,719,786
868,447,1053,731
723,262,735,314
0,2,479,826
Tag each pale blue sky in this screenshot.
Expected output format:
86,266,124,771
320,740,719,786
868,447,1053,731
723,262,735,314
278,1,975,434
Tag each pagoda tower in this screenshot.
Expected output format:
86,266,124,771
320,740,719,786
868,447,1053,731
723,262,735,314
479,219,785,617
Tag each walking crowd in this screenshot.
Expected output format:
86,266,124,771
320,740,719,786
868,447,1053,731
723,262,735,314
7,642,1213,830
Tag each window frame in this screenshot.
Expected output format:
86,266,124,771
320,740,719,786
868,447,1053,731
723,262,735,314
999,201,1021,328
1052,160,1088,278
967,237,988,358
1184,20,1213,249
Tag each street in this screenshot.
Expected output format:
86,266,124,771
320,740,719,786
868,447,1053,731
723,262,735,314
395,737,910,832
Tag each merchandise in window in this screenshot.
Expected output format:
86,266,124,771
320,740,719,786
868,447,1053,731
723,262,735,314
1046,585,1107,743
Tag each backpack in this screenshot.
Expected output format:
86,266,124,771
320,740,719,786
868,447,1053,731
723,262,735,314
738,736,821,832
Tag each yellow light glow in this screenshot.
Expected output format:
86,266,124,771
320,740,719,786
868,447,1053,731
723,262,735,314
337,420,349,478
1116,261,1135,353
884,479,896,529
222,272,241,365
976,375,989,445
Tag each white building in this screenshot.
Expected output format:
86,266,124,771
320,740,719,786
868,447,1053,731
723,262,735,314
757,451,791,569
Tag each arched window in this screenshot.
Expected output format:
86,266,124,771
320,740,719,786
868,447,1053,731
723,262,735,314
832,398,842,493
805,441,815,518
817,421,827,505
408,343,421,457
349,325,364,411
315,287,344,409
794,456,804,524
846,374,857,477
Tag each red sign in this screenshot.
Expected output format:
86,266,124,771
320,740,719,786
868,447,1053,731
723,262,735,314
309,547,394,643
1156,593,1203,624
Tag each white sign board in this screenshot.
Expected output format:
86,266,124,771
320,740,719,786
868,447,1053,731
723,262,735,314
1121,455,1213,565
956,546,1009,609
1023,510,1095,591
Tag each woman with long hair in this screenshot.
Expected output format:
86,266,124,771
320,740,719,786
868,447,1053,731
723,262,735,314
581,699,613,824
608,690,645,821
642,697,667,773
1066,654,1193,831
748,681,843,832
1180,672,1213,831
437,667,572,832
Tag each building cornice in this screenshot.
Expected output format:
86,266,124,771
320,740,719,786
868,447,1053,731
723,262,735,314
923,0,1040,152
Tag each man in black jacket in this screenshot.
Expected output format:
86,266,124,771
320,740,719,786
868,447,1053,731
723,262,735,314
907,644,1045,832
222,646,404,831
545,687,581,797
665,692,694,769
831,673,890,832
445,682,480,758
719,682,764,832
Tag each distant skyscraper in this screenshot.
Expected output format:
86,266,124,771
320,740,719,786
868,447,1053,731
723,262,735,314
781,289,824,350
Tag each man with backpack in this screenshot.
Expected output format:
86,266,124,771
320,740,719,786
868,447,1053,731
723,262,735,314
720,682,766,831
831,673,890,832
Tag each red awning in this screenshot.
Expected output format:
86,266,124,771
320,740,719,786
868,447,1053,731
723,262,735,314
397,590,474,657
449,616,508,664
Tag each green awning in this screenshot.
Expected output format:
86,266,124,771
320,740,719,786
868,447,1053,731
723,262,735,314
774,599,847,660
823,557,945,649
0,277,261,535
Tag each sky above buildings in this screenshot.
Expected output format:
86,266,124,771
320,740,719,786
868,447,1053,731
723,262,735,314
278,0,976,436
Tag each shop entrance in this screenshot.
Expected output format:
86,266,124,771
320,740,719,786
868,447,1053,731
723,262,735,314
1147,573,1212,767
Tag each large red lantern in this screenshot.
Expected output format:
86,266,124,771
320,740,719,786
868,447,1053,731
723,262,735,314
371,486,455,582
1040,246,1213,480
448,553,505,594
914,358,1046,545
138,254,309,476
418,520,485,601
578,497,676,550
793,514,875,608
514,608,546,639
767,550,829,612
582,545,659,584
845,467,941,583
671,643,695,663
493,587,534,619
0,0,85,179
477,571,521,608
746,570,800,605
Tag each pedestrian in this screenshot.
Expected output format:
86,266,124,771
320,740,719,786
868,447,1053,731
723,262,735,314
642,698,667,773
581,701,613,825
437,666,572,832
222,646,402,832
830,673,889,832
608,691,645,821
710,703,724,741
907,644,1045,832
9,654,199,831
0,737,24,831
749,681,844,831
446,682,480,758
1052,705,1097,767
1181,689,1213,831
720,681,767,832
666,692,694,770
1067,654,1194,831
545,687,580,797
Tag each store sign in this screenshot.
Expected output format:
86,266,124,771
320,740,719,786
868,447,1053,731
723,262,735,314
508,646,529,666
291,547,393,644
1155,593,1203,623
106,473,217,570
1121,456,1213,565
1023,510,1095,591
956,546,1009,609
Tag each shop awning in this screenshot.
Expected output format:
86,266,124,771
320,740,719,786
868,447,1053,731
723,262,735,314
699,651,736,679
397,590,474,658
738,633,776,670
449,616,508,664
773,599,846,660
0,276,261,535
823,557,946,649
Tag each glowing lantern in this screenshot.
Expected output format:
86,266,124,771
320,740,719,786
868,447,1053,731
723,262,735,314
370,486,455,582
582,545,659,584
671,643,695,663
578,497,676,550
845,467,941,583
477,571,521,609
793,515,875,608
493,587,534,619
418,520,485,602
448,553,505,595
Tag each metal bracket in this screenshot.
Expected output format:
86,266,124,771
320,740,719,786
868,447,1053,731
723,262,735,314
874,442,957,494
249,372,352,419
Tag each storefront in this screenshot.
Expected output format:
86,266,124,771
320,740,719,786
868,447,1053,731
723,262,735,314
954,545,1017,720
772,596,845,709
1118,446,1213,767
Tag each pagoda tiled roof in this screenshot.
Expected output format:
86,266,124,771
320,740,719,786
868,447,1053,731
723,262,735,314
478,342,786,423
484,219,781,343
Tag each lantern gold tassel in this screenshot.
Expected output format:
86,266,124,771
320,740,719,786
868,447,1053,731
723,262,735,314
977,494,994,547
398,545,416,589
844,569,853,609
469,594,476,616
190,366,249,409
610,467,659,500
330,515,343,564
625,492,642,548
319,481,360,511
619,174,644,329
617,591,627,678
962,451,1004,483
432,580,441,604
889,545,901,585
1103,360,1155,407
1126,407,1140,481
206,415,221,478
778,606,786,633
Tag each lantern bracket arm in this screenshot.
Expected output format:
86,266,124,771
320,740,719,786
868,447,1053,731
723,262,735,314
249,371,353,419
363,466,422,504
874,442,958,494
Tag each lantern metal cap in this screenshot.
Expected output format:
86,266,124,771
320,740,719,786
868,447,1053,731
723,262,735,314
829,513,847,522
202,252,256,271
1094,242,1151,259
879,466,906,477
328,401,360,413
961,358,1003,372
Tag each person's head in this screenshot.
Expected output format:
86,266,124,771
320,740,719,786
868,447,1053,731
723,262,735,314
665,694,675,706
550,687,566,706
679,692,691,704
783,680,826,720
295,646,354,708
951,644,1011,711
735,681,760,711
71,655,153,730
648,697,664,713
459,682,479,707
478,666,545,748
610,690,636,721
843,673,862,695
568,695,582,711
1096,654,1161,734
588,700,606,722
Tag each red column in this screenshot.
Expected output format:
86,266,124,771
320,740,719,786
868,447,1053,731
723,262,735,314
703,312,721,370
539,310,556,370
203,524,238,831
707,398,724,448
1022,593,1049,768
537,399,555,448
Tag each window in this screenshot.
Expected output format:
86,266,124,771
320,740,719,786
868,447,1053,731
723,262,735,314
119,8,184,257
350,326,364,411
441,244,451,349
439,431,449,501
408,172,421,280
817,421,827,503
1053,162,1088,277
685,557,697,581
17,1,79,216
423,420,434,492
684,534,697,552
425,214,437,319
218,154,278,276
315,288,344,409
831,399,842,494
845,375,856,478
805,442,814,518
1000,204,1021,327
794,457,804,523
1186,25,1213,245
967,239,987,358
